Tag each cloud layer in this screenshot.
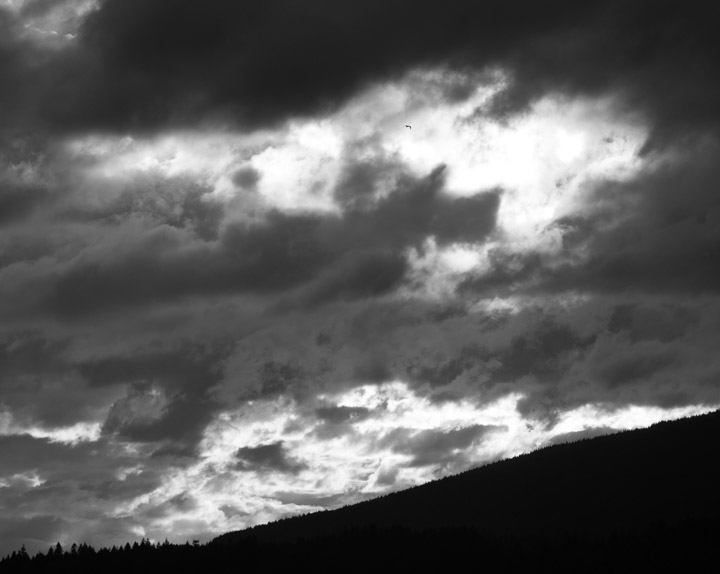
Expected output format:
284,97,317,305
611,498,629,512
2,0,720,557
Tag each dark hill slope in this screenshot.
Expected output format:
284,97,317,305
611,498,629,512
215,409,720,545
4,411,719,572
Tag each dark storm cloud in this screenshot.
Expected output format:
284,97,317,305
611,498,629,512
543,146,720,294
606,303,696,344
315,405,371,425
28,165,498,318
459,141,720,299
311,405,374,439
221,292,720,424
67,174,225,241
0,435,163,518
78,343,226,389
2,0,719,148
234,442,306,474
0,325,235,441
0,433,174,555
81,469,164,502
0,329,138,431
406,348,485,389
591,337,679,389
231,167,261,192
22,0,585,133
0,139,62,233
1,435,155,496
17,0,60,18
458,250,544,297
313,298,715,423
504,299,720,422
141,492,198,520
18,0,89,25
382,425,498,468
80,343,227,452
488,319,588,384
255,360,305,398
0,434,98,476
0,331,68,382
0,332,85,428
333,153,400,210
297,250,409,308
0,10,28,122
102,385,215,449
218,504,248,520
0,183,50,227
396,315,588,398
0,516,65,558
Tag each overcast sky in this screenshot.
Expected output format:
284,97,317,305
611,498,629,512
2,0,720,556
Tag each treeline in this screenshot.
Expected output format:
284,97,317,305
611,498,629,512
2,519,717,573
4,410,720,572
216,410,720,545
0,538,199,573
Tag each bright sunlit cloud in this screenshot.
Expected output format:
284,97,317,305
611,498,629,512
63,69,648,296
111,379,716,540
556,129,586,163
0,407,102,444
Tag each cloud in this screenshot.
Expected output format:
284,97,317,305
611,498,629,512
80,344,228,454
458,138,720,300
1,0,718,150
234,442,306,474
0,433,164,551
590,334,680,389
0,183,50,227
3,0,720,555
83,468,164,503
68,173,225,241
0,434,99,476
0,515,65,558
311,404,374,439
543,144,720,294
231,167,261,192
0,164,498,319
273,491,348,509
507,298,720,421
0,331,117,429
141,492,198,520
315,405,372,425
218,504,248,520
383,424,498,468
543,426,616,447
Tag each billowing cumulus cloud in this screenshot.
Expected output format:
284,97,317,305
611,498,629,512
2,0,720,559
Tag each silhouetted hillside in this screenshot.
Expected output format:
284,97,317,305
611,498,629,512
3,410,719,572
216,409,720,543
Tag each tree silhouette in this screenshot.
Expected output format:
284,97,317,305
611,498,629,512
1,411,719,573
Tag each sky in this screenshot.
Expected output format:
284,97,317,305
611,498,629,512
2,0,720,555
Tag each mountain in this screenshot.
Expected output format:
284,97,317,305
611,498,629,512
215,409,720,543
4,410,720,572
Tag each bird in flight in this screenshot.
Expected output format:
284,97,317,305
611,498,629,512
405,125,412,129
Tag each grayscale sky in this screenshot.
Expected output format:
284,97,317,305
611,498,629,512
1,0,720,556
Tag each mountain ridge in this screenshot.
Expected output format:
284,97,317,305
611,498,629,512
4,409,719,572
214,409,720,545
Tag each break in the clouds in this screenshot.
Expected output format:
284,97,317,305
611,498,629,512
2,0,720,556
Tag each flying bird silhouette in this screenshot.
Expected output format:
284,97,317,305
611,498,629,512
405,125,412,129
